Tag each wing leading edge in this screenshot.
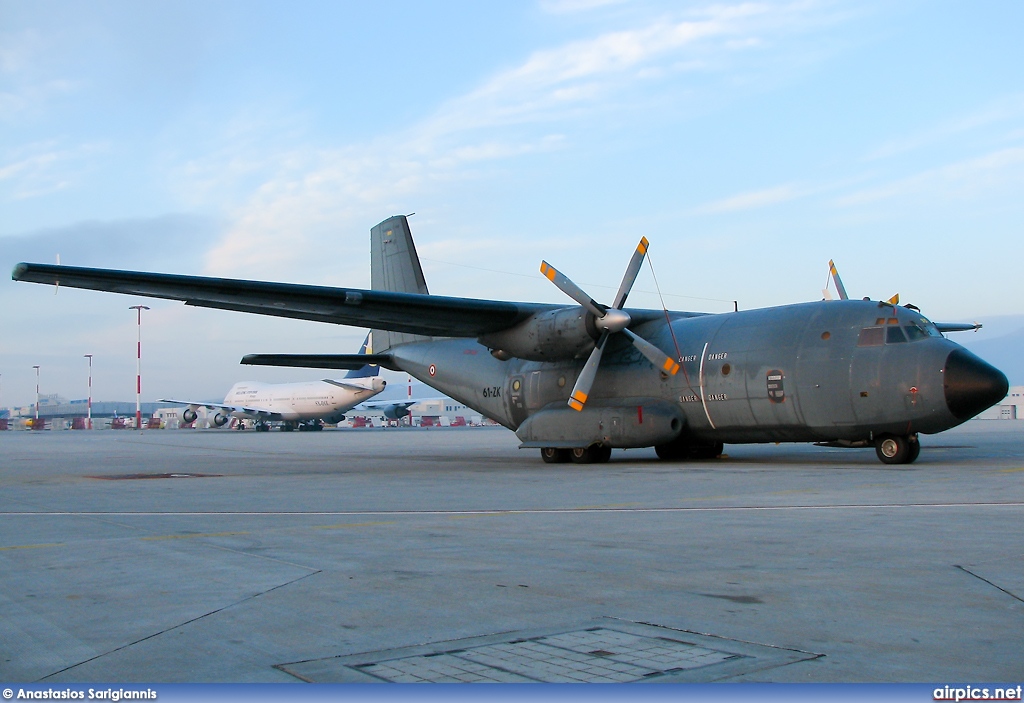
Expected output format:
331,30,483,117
11,263,552,338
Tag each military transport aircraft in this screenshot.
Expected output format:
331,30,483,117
13,216,1008,464
161,335,385,431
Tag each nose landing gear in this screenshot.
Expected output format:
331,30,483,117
874,433,921,464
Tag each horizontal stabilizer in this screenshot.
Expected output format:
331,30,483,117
240,353,397,370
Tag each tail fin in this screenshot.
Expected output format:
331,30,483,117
344,333,380,379
370,215,431,352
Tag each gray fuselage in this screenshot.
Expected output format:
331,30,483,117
389,299,1005,449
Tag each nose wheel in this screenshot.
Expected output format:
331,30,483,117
874,434,920,464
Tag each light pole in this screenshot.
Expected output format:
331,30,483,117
32,365,40,423
129,305,150,430
84,354,93,430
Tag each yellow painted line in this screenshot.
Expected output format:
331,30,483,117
770,488,818,496
997,468,1024,474
0,542,63,551
313,521,395,529
141,531,250,541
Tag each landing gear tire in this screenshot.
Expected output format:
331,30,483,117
540,447,571,464
691,442,724,460
875,434,917,464
655,439,723,461
569,445,612,464
655,442,687,461
906,437,921,463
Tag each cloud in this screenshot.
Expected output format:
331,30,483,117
539,0,629,14
863,93,1024,161
692,183,808,213
0,29,78,121
186,2,840,279
0,140,108,200
836,146,1024,206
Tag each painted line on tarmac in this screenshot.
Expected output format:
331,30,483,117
2,501,1023,517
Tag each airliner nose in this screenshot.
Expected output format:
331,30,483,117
944,348,1009,420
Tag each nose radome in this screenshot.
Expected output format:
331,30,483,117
944,348,1009,421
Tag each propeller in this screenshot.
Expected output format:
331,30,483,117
540,237,680,412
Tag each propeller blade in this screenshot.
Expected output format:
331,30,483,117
568,332,608,411
612,236,648,309
828,259,849,300
540,261,606,318
623,329,680,375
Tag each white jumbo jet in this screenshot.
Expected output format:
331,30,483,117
163,335,385,431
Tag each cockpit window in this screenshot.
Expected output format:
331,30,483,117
886,326,908,344
857,327,884,346
904,324,928,341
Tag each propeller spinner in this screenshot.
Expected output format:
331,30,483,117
540,237,680,412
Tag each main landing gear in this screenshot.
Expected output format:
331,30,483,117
653,436,723,461
281,420,324,432
874,433,921,465
540,445,612,464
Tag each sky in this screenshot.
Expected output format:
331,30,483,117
2,0,1023,408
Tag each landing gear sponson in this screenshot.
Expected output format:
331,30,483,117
542,434,922,465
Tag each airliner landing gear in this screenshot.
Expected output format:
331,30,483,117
297,420,323,432
875,433,920,465
254,420,270,432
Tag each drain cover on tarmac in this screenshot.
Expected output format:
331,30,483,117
278,619,819,683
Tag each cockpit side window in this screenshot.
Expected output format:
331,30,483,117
904,324,928,341
886,326,908,344
857,327,884,346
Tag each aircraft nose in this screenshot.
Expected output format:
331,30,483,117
944,348,1009,420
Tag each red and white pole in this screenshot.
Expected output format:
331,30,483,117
129,305,149,430
84,354,93,430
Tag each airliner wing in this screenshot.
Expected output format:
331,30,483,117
241,353,398,370
12,263,551,337
158,398,283,419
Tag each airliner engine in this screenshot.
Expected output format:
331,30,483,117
382,404,411,420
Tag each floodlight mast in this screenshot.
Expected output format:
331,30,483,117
32,365,40,423
129,306,150,430
84,354,93,430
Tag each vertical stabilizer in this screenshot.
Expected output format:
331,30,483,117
345,333,380,379
370,215,431,351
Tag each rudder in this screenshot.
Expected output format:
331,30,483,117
370,215,431,352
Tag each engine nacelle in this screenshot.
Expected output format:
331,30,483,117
383,404,411,420
479,307,597,362
209,412,229,427
182,408,198,424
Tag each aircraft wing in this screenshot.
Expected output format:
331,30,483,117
934,322,982,333
12,263,553,337
158,398,283,419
